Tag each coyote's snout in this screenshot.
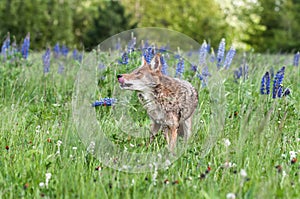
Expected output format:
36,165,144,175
117,54,198,151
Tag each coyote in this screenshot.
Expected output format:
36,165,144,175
117,54,198,151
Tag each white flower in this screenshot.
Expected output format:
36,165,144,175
72,147,77,150
224,139,231,147
35,125,41,133
240,169,247,178
45,173,52,180
39,182,45,188
165,159,171,167
226,193,236,199
87,141,95,154
57,140,62,147
282,170,287,177
223,161,236,168
289,151,297,160
129,143,135,148
45,173,52,188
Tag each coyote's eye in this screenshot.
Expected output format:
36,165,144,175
135,71,142,75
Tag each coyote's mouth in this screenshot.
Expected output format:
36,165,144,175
120,83,133,88
117,75,132,88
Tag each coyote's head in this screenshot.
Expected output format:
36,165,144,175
117,54,162,91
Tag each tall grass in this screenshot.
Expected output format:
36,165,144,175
0,51,299,199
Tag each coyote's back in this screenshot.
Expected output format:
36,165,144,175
117,54,198,151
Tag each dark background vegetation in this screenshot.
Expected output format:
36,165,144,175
0,0,299,52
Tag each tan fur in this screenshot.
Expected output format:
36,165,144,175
117,54,198,151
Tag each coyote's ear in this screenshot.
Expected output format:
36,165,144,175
150,54,161,72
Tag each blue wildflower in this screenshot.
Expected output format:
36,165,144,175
118,52,129,65
160,55,168,75
198,66,211,87
224,46,236,69
272,66,285,98
53,43,60,58
283,88,290,97
210,50,215,63
234,66,243,79
72,49,82,62
43,48,51,73
260,72,270,95
61,45,69,57
216,38,225,68
1,32,10,58
199,40,208,67
175,58,184,78
293,51,299,67
92,98,116,107
58,63,64,74
143,47,155,64
21,32,30,59
190,64,197,72
158,44,168,53
127,35,136,53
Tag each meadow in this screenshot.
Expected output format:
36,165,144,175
0,33,299,199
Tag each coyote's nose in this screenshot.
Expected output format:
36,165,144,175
117,74,124,84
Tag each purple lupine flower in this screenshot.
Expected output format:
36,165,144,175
266,72,270,94
58,63,64,74
216,38,225,68
202,66,211,77
53,43,60,58
223,46,236,69
199,40,208,67
283,88,290,97
160,55,168,75
92,97,117,107
72,49,82,62
272,66,285,98
293,52,299,67
21,32,30,59
127,35,136,53
190,64,197,72
260,72,270,95
210,50,215,63
198,66,211,87
43,48,51,73
234,66,243,79
1,32,10,58
98,62,106,70
158,44,168,53
206,43,211,53
118,52,129,65
143,47,155,64
61,45,68,57
175,58,184,78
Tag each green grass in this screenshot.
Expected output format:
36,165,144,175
0,51,299,199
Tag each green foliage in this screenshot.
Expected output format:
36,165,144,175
244,0,300,52
84,1,136,50
0,0,74,49
121,0,231,48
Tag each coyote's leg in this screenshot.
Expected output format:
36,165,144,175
183,116,193,142
150,122,161,143
169,126,178,152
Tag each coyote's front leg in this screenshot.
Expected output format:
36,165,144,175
147,121,161,146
